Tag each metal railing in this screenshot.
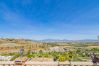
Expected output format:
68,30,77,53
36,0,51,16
0,61,99,66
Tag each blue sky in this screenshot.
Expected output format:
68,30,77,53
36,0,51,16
0,0,99,40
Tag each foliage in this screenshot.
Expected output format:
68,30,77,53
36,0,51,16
10,53,20,61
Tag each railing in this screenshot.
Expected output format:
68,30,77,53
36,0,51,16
0,61,99,66
24,61,99,66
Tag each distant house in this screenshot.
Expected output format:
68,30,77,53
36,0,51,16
49,46,65,52
0,56,13,61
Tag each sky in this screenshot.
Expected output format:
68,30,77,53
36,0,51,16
0,0,99,40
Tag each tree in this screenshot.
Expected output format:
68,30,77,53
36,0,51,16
58,55,66,62
98,36,99,40
19,46,24,57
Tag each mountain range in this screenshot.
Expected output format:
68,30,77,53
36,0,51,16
39,39,99,42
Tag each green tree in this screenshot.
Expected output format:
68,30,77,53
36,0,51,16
58,55,66,62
